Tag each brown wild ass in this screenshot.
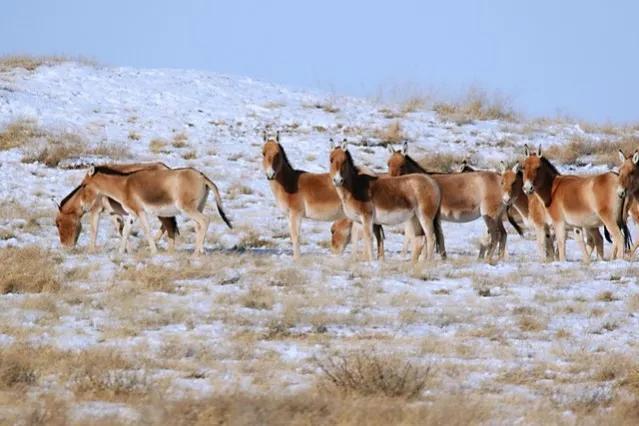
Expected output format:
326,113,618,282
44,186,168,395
522,145,629,262
55,163,178,251
80,165,232,255
387,142,517,260
262,132,383,259
615,149,639,255
329,140,444,262
498,161,606,260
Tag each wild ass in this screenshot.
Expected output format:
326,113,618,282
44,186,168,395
615,149,639,256
522,145,629,261
262,132,383,259
387,142,517,260
329,140,444,262
80,165,232,255
55,163,178,251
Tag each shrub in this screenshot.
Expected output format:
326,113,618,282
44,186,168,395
0,247,60,294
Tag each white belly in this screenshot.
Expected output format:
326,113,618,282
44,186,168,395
144,205,181,217
374,208,413,226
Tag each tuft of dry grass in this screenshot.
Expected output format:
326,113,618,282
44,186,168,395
315,350,430,399
418,152,468,173
0,344,37,388
149,137,168,154
433,87,517,124
0,246,60,294
241,284,274,310
400,97,426,114
127,130,141,141
374,121,404,145
172,132,189,148
545,135,639,165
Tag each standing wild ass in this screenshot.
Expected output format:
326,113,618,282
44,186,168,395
80,165,232,255
387,142,517,260
329,140,444,262
55,163,178,251
262,132,383,259
522,145,629,261
615,149,639,256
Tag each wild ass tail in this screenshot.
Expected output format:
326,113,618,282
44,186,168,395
201,173,233,229
618,196,632,251
506,209,524,237
434,211,446,259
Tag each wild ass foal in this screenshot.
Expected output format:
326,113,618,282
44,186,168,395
55,163,178,250
387,142,514,260
329,140,443,262
522,145,628,262
80,166,232,255
262,133,383,259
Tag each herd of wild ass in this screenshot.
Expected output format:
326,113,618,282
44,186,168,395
55,132,639,264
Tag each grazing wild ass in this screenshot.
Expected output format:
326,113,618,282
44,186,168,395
80,165,232,255
522,145,629,262
262,132,383,259
329,140,444,262
387,142,518,260
55,163,178,251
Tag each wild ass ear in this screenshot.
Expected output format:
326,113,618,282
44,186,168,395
387,144,396,154
401,140,408,155
619,149,627,163
633,151,639,165
537,144,542,157
262,130,267,141
51,197,61,211
88,164,96,176
524,144,530,157
499,161,507,174
276,131,280,143
512,163,521,174
340,138,348,150
329,138,335,150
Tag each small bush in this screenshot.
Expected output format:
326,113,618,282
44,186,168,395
0,345,37,388
0,119,44,150
374,121,404,145
315,350,430,399
172,132,189,148
0,247,60,294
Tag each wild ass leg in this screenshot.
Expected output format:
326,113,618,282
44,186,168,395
600,217,624,261
496,219,508,260
184,209,209,255
138,211,158,255
361,215,375,262
288,211,302,260
482,216,500,261
573,229,591,264
555,222,567,261
119,216,134,254
416,212,436,262
88,209,101,252
351,222,361,261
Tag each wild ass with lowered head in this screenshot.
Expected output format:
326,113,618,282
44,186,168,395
329,139,444,262
80,165,232,255
55,163,178,251
386,142,519,260
262,132,383,259
522,145,629,261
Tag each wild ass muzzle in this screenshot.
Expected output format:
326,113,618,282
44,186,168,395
80,165,231,255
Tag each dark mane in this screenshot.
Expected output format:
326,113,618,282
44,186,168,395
403,154,431,174
275,143,304,193
93,165,131,176
60,184,84,209
343,150,377,201
540,156,561,176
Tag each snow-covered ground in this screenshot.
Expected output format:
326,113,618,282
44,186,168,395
0,62,638,424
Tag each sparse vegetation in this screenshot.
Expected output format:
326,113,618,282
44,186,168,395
374,120,404,145
433,87,517,124
0,246,60,294
0,54,95,71
315,350,430,399
545,135,639,165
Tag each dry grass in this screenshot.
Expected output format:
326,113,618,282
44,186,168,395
315,350,430,399
0,54,95,72
117,264,176,293
0,344,37,388
0,119,127,166
241,284,275,310
128,130,141,141
400,97,426,114
149,137,168,154
172,132,189,148
0,246,60,294
433,87,517,124
545,135,639,165
374,121,404,145
417,152,467,173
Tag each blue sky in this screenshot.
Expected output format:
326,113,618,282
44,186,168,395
1,0,638,122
